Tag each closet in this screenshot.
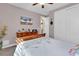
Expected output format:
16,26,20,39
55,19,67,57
54,4,79,44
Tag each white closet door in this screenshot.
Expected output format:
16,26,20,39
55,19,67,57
67,4,79,43
54,9,68,40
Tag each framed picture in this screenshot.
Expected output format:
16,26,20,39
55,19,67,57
20,16,32,25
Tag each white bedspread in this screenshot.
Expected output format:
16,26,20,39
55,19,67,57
14,37,74,56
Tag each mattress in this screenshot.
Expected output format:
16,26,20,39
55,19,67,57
14,37,74,56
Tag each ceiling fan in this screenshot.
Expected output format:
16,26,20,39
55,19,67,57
32,3,53,8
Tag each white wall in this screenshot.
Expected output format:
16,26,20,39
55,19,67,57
0,3,41,47
54,4,79,44
48,12,54,38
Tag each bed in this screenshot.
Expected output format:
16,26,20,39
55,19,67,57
14,37,74,56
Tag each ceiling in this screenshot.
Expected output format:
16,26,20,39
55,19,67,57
9,3,73,15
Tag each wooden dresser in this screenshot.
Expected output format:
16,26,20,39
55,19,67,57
16,32,45,44
16,32,38,38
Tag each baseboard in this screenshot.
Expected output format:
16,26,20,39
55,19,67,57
2,43,17,49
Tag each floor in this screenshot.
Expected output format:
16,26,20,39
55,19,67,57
0,46,16,56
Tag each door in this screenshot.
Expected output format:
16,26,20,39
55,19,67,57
40,16,49,37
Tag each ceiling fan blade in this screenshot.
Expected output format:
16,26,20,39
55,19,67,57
42,5,44,8
48,3,53,4
32,3,38,6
